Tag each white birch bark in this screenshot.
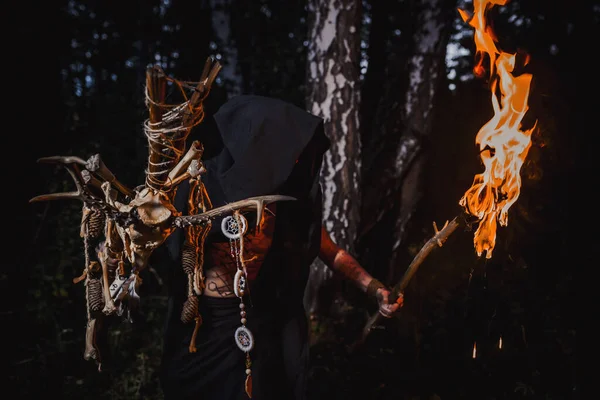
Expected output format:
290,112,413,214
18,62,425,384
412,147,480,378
304,0,362,315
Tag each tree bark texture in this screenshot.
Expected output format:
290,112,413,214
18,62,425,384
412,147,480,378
304,0,362,315
358,0,457,283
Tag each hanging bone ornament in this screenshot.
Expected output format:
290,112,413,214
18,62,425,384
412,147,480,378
84,318,101,362
30,57,296,367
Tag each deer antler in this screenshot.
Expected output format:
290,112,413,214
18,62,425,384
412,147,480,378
29,156,124,218
174,195,296,231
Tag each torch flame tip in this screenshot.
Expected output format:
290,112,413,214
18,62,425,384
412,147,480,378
457,8,472,23
460,0,534,259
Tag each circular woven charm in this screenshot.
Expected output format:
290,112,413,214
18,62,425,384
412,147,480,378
234,326,254,352
233,269,247,298
221,214,248,240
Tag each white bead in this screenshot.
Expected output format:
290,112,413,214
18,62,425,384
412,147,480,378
245,368,251,375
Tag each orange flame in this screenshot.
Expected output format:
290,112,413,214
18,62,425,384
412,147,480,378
458,0,536,259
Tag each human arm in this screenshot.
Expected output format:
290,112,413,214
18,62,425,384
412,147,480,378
317,225,403,317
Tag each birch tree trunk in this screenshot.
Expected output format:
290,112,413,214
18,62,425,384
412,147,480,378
304,0,362,317
358,0,456,283
210,0,242,97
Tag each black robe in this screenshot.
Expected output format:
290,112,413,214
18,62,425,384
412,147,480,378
157,95,330,400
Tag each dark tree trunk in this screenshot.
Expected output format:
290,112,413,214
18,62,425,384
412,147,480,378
210,0,243,97
304,0,362,317
358,0,457,284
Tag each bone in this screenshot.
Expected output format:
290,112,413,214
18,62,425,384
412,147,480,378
84,318,101,363
86,154,134,197
73,269,87,284
163,161,206,190
73,261,100,284
165,140,204,188
104,217,124,254
99,248,117,315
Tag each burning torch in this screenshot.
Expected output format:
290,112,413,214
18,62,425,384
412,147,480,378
361,0,536,341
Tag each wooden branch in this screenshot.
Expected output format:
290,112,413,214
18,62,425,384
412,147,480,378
358,215,464,344
145,66,169,189
181,57,221,127
144,60,221,191
86,154,134,198
146,65,167,128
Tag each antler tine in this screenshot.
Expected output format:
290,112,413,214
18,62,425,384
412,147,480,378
30,157,124,220
32,154,133,201
174,195,296,228
254,198,265,233
37,155,88,165
30,159,90,203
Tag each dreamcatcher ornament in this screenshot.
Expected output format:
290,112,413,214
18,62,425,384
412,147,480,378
29,57,295,375
223,211,254,398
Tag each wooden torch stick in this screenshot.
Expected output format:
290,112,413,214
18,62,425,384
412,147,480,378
358,215,465,344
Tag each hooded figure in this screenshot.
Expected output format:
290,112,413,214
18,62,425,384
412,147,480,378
157,95,330,400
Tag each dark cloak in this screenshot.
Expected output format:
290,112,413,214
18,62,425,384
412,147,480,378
156,95,330,400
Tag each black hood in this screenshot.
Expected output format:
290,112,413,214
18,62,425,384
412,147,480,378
161,95,330,313
202,95,330,207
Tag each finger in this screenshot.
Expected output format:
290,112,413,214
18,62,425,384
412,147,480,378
379,304,397,317
396,294,404,306
382,290,390,303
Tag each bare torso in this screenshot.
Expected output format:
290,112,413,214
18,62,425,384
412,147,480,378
203,204,276,298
